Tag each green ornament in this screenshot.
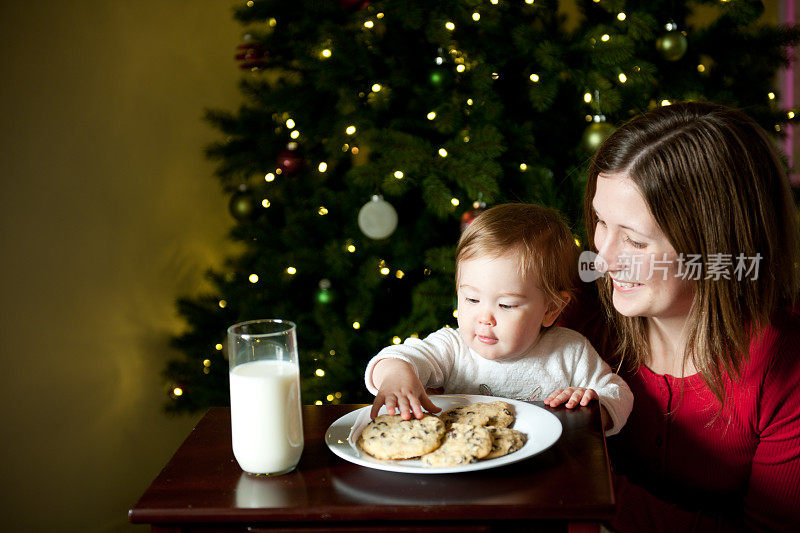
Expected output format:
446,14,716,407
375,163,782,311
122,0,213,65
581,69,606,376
581,121,616,153
228,188,257,221
315,279,334,304
656,30,688,61
429,67,450,87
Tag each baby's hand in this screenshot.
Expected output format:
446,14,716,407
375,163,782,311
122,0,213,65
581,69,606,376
544,387,598,408
370,359,441,420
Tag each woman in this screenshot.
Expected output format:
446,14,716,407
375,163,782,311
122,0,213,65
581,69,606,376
573,102,800,532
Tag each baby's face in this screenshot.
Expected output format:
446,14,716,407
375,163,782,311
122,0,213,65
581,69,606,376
457,254,558,361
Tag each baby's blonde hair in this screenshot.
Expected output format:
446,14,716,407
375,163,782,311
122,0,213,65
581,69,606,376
456,203,578,309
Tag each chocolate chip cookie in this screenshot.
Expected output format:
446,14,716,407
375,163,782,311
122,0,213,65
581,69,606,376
420,423,493,467
358,414,445,460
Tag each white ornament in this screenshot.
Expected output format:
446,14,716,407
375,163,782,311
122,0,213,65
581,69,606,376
358,195,398,240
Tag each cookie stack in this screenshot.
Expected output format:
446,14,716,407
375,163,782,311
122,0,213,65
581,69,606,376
357,401,527,467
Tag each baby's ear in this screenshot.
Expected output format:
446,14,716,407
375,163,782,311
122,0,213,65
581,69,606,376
542,291,571,328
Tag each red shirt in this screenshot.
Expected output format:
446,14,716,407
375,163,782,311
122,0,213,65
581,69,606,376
561,288,800,532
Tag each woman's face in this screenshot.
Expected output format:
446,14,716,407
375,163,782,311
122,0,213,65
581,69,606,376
591,173,695,320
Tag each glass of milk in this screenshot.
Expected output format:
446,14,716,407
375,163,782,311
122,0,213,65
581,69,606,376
227,319,304,475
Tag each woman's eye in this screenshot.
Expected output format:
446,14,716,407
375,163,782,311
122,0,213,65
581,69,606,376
625,236,647,249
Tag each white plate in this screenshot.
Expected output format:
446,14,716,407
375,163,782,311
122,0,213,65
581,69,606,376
324,394,562,474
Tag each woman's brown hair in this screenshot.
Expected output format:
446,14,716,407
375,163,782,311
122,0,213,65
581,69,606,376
585,102,800,407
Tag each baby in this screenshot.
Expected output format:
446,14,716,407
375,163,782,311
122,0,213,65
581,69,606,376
364,203,633,435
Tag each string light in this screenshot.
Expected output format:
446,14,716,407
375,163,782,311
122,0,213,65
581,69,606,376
268,17,276,27
453,310,458,318
427,111,437,120
584,92,593,103
617,12,626,21
519,163,528,171
265,172,275,182
203,359,211,367
445,21,455,31
574,237,582,247
438,148,448,157
376,12,384,18
327,394,334,401
320,48,332,59
215,343,223,351
456,64,466,73
525,0,534,4
173,387,183,396
392,336,402,344
601,34,611,42
286,266,297,275
315,400,323,405
530,73,540,82
262,199,270,208
697,64,706,73
285,119,295,128
345,125,356,135
618,73,627,83
351,146,359,154
352,321,361,329
466,98,473,105
290,130,300,139
346,243,356,253
246,1,253,6
318,162,327,172
315,369,325,377
318,206,329,215
451,198,460,206
661,100,672,106
218,300,227,308
364,20,374,28
371,83,382,92
789,111,796,119
472,12,480,21
380,267,390,275
768,92,776,100
395,270,405,279
249,274,259,283
394,170,404,179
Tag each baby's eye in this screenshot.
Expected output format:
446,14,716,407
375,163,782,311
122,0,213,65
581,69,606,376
499,304,517,310
596,219,607,228
465,297,479,304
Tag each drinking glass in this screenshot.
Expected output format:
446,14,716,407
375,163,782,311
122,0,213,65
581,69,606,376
227,319,304,475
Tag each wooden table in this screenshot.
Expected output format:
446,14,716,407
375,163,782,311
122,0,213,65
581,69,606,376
129,403,615,532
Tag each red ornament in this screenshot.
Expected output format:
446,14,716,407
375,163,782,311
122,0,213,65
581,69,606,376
276,148,304,175
235,43,268,70
460,208,484,232
339,0,370,9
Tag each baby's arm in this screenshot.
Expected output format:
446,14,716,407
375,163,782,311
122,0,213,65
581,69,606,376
543,332,633,436
370,358,441,420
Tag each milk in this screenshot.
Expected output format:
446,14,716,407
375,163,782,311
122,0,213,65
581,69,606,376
229,359,304,474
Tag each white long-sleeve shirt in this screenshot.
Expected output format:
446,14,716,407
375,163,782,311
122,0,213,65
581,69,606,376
365,326,633,436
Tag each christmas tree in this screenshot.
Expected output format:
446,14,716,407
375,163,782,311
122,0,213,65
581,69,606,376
165,0,799,412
